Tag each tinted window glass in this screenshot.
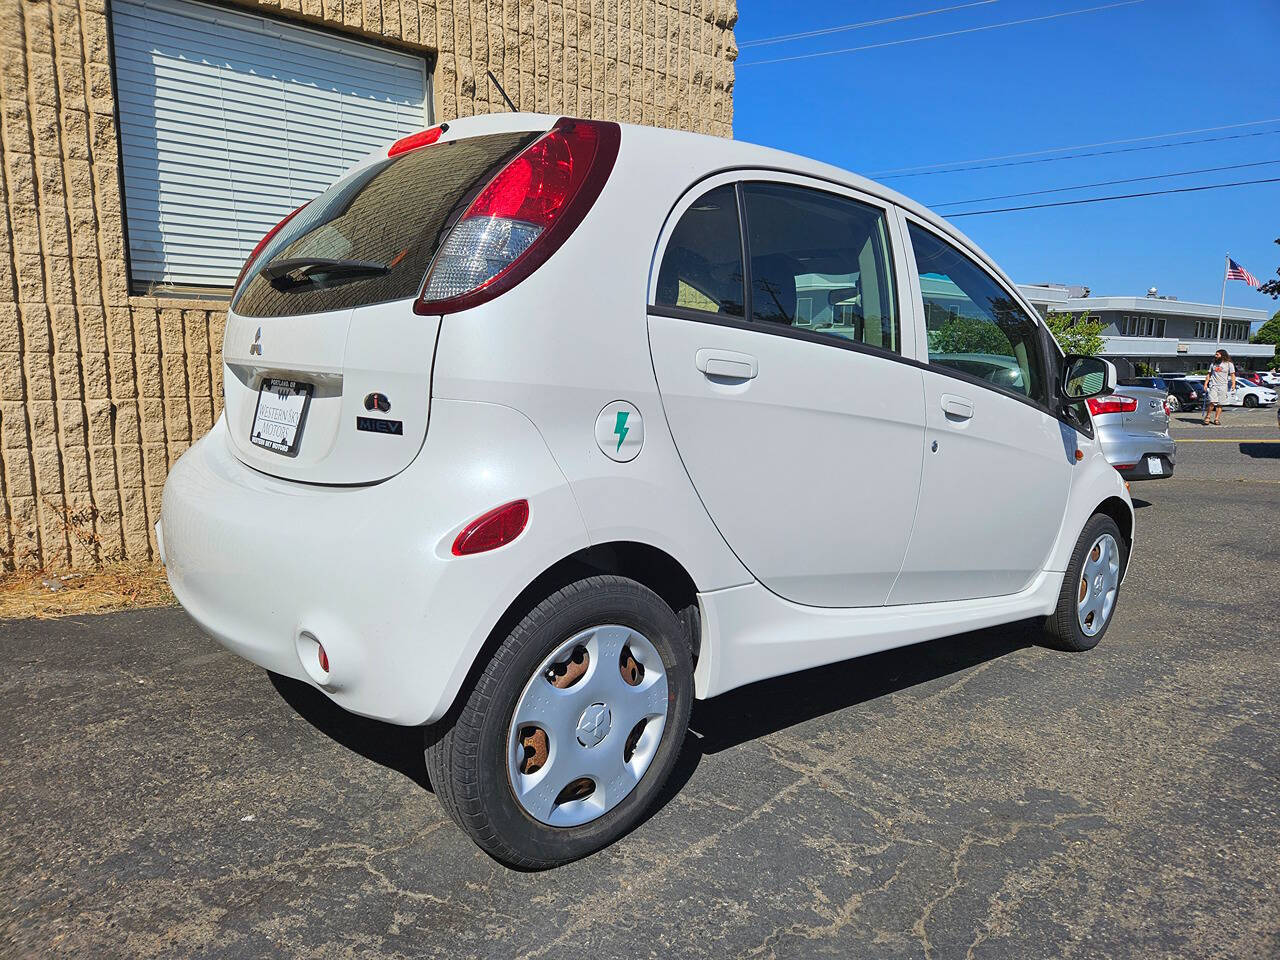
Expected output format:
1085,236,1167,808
742,182,899,352
909,223,1047,405
233,131,536,318
654,185,745,317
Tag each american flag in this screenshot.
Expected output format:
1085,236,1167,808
1226,258,1259,287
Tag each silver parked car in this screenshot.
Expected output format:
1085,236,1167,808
1089,384,1175,480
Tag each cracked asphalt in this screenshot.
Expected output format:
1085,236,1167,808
2,409,1278,958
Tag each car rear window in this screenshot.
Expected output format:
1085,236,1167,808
232,131,538,318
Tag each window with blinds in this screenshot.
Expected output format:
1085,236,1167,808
110,0,431,290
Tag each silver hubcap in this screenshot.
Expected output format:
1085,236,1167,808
1077,533,1120,636
507,625,668,827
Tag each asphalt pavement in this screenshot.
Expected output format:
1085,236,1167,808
2,411,1277,959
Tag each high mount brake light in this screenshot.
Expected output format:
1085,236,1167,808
416,117,621,315
388,124,448,156
1086,395,1138,416
234,203,308,293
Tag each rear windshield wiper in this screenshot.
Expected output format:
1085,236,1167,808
260,257,391,288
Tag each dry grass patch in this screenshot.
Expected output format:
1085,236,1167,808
0,563,174,620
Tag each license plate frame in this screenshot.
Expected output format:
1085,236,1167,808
250,377,314,457
1146,455,1163,475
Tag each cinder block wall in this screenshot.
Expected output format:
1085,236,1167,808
0,0,738,570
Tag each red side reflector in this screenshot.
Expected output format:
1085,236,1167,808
452,500,530,556
1086,395,1138,416
388,125,446,156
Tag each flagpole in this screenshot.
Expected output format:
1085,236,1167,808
1215,252,1228,345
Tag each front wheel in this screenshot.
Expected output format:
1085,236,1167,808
1243,393,1259,408
1043,514,1127,652
424,575,693,869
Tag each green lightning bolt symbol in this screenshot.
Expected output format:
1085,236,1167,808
612,410,630,452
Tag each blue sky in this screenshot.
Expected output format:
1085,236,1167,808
733,0,1280,322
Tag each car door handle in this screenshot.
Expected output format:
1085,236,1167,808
940,394,974,420
695,348,758,380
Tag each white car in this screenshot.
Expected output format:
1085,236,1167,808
160,113,1133,868
1224,380,1277,407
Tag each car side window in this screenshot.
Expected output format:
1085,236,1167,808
908,223,1047,406
742,182,899,352
654,184,745,317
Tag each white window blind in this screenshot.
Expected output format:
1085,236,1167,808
110,0,430,288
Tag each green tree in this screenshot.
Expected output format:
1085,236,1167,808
1251,308,1280,370
1258,238,1280,299
926,313,1012,355
1045,311,1105,356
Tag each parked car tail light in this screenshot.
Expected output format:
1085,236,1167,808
1086,395,1138,416
233,202,309,293
416,117,621,315
1163,400,1172,417
452,500,530,556
388,124,447,156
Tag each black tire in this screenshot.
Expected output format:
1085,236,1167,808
1043,513,1127,652
424,575,693,869
1243,393,1258,408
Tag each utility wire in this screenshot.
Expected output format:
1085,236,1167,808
739,0,999,48
930,158,1280,207
739,0,1143,68
872,116,1280,176
880,128,1280,179
946,177,1280,217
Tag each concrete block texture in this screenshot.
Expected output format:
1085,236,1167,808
0,0,735,569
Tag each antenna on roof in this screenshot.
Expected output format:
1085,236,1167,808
487,71,517,112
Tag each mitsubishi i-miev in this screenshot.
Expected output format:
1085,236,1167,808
160,114,1132,868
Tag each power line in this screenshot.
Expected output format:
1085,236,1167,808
879,128,1280,179
738,0,1144,68
872,116,1280,176
739,0,999,49
930,159,1280,207
946,176,1280,217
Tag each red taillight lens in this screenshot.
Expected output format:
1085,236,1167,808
417,117,621,314
452,500,530,556
1086,395,1138,416
388,124,447,156
233,203,308,293
1163,400,1172,417
316,643,329,673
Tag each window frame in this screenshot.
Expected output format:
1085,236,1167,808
898,211,1061,417
647,170,919,364
107,0,435,297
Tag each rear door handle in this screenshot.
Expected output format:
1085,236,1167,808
940,394,974,420
695,348,758,380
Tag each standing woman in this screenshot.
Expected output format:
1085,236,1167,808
1203,348,1237,426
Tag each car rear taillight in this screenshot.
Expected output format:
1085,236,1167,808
233,203,309,293
1086,395,1138,416
416,117,620,315
1163,400,1172,417
388,124,447,156
452,500,530,556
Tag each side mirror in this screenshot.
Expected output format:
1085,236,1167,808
1062,355,1116,400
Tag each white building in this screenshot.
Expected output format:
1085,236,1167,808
1017,283,1273,373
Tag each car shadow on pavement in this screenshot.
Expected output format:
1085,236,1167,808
269,671,431,790
1240,442,1279,459
268,620,1036,830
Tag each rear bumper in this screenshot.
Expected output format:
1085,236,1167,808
160,402,588,725
1098,432,1176,482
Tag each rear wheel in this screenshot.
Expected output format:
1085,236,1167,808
424,575,692,869
1044,513,1127,652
